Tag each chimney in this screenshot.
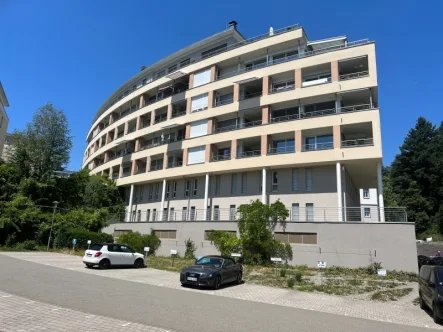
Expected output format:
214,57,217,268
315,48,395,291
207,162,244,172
140,65,147,71
228,20,238,29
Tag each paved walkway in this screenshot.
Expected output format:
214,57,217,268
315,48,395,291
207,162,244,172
0,290,173,332
1,252,440,330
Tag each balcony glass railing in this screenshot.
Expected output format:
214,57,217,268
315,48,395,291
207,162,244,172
213,119,262,134
127,127,136,134
238,150,261,158
269,82,295,94
171,110,186,119
239,91,262,100
339,71,369,81
214,96,234,107
135,167,147,174
211,154,231,161
268,146,295,155
340,104,372,113
154,115,167,124
341,138,374,148
150,164,164,172
302,142,333,151
167,161,183,168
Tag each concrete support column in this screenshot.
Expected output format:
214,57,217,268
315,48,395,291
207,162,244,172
208,90,214,108
160,179,166,218
295,130,302,152
333,125,341,149
205,144,211,162
139,94,145,109
163,152,168,169
335,94,342,113
150,111,155,126
114,128,118,140
233,84,240,102
167,104,172,120
336,162,343,222
135,138,140,151
262,105,269,124
210,66,217,81
377,162,385,222
186,98,192,114
185,123,191,139
119,164,123,178
132,160,137,175
369,88,374,108
136,116,142,130
146,156,151,172
331,61,339,82
231,139,237,159
262,76,269,96
109,113,115,125
189,73,194,89
261,135,268,156
124,122,129,135
127,184,134,222
262,168,267,205
104,152,109,163
295,68,302,88
207,118,213,134
204,173,210,220
183,148,188,166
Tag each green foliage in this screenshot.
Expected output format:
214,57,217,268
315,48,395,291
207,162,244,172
54,228,113,249
0,162,21,201
371,288,413,302
15,240,39,251
287,278,295,288
117,231,161,255
184,238,197,259
366,261,383,275
208,230,242,256
280,269,287,278
295,271,303,282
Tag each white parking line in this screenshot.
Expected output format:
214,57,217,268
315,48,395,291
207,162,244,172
122,322,131,327
2,295,12,298
25,301,34,304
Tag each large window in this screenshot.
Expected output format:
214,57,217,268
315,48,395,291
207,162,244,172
291,203,300,221
292,169,299,192
188,146,205,165
191,93,209,112
153,230,177,239
305,169,312,192
272,171,278,192
185,180,190,198
306,203,314,221
231,174,237,195
241,173,247,194
201,43,227,59
192,179,198,197
274,232,317,245
193,68,211,87
190,120,208,138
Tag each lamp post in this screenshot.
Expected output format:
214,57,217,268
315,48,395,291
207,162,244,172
47,201,59,250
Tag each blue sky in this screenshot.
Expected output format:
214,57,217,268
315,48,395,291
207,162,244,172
1,0,442,170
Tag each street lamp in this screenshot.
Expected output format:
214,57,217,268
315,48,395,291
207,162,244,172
47,201,59,250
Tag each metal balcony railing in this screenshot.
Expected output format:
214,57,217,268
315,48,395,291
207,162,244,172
121,172,131,178
171,110,186,119
109,207,407,223
238,150,261,158
140,135,184,151
212,154,231,161
270,114,300,123
341,138,374,148
134,167,146,175
341,104,372,113
301,108,337,118
149,164,163,172
154,115,167,124
214,97,234,107
268,146,295,155
302,142,333,151
269,82,295,94
339,71,369,81
167,161,183,168
141,121,151,129
213,119,262,134
127,127,136,134
239,91,262,100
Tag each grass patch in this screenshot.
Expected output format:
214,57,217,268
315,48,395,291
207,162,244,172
371,288,413,302
412,297,420,306
146,256,195,273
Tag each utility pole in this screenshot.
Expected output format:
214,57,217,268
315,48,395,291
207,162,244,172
47,201,59,250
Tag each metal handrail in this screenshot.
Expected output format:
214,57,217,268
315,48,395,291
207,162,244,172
341,104,372,113
214,97,234,107
121,172,131,178
238,150,261,158
269,84,295,94
302,142,333,151
154,115,167,124
239,91,262,100
135,168,146,174
167,161,183,168
339,71,369,81
300,108,336,118
341,138,374,148
149,164,163,171
268,146,295,154
212,154,231,161
127,127,136,134
213,119,262,134
270,114,300,123
171,111,186,118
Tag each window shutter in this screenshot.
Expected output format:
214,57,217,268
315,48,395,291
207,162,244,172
190,119,208,138
188,146,206,165
191,93,209,112
193,69,211,87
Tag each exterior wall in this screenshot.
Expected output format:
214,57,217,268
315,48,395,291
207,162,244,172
360,188,378,205
0,102,8,157
102,221,418,272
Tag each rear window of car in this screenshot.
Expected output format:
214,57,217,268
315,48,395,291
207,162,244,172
89,244,103,251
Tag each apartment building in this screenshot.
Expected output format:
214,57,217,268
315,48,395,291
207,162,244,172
0,82,10,158
85,22,416,271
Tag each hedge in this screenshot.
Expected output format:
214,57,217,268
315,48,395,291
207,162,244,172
54,228,113,249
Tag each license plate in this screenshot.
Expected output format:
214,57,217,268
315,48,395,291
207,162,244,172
187,277,197,281
86,254,92,257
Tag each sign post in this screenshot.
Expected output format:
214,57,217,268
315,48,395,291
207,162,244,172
170,249,177,267
317,261,327,285
72,238,77,252
144,247,150,266
377,269,387,291
271,257,282,279
87,240,91,250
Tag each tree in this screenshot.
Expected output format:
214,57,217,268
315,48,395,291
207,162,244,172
0,162,21,201
10,103,73,180
382,166,399,207
117,231,161,255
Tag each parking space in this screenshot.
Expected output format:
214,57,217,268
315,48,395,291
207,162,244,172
0,252,441,330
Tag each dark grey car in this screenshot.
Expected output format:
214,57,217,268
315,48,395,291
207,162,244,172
180,255,243,289
419,265,443,323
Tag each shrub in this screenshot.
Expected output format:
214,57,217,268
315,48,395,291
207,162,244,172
117,231,161,255
184,238,197,259
367,261,383,275
280,269,287,278
21,240,38,250
208,230,241,256
54,228,113,249
295,271,302,282
287,278,295,288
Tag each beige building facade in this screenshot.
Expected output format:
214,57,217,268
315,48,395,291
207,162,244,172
0,82,10,159
85,23,415,270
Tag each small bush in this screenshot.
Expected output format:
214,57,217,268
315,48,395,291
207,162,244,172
287,278,295,288
371,288,413,301
295,271,302,282
21,240,38,250
117,231,161,255
367,261,383,275
184,238,197,259
54,228,113,249
280,269,287,278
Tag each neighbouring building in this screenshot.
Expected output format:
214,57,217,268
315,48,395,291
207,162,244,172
1,133,13,162
0,82,10,159
84,22,417,271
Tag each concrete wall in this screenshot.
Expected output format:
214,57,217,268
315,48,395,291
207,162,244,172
103,221,418,272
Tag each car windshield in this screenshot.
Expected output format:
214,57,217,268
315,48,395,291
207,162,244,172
89,244,103,251
195,257,223,268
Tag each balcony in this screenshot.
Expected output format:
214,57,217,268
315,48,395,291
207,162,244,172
213,119,262,134
167,161,183,168
139,134,185,151
154,113,167,124
214,96,234,107
268,146,295,155
150,164,164,172
212,154,231,162
117,132,124,139
238,150,261,158
341,138,374,148
112,173,119,180
214,89,234,107
171,110,186,119
302,142,333,151
302,76,331,87
127,126,136,134
269,79,295,94
134,167,146,175
339,56,369,81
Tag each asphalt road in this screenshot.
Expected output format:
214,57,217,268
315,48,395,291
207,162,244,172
0,255,435,332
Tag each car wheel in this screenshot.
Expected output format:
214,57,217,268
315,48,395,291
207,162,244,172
213,276,221,290
237,272,242,285
99,259,110,270
134,258,144,269
434,303,442,324
419,295,426,310
86,264,93,268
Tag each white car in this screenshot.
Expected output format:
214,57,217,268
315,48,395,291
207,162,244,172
83,243,146,269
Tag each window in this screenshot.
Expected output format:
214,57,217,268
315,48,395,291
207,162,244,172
245,57,267,71
364,208,371,218
213,205,220,221
166,182,170,198
259,171,263,193
363,189,370,199
193,179,198,197
172,181,177,198
272,171,278,192
188,146,205,164
193,68,211,87
292,169,299,192
137,210,141,222
120,245,132,253
182,207,188,221
185,180,190,197
241,173,247,194
156,69,166,78
190,119,208,138
152,209,157,221
180,58,190,68
291,204,300,221
215,175,221,196
230,205,236,220
153,230,177,239
231,174,237,195
148,184,153,200
155,183,160,199
190,206,196,220
201,43,227,58
306,203,314,221
168,64,177,73
162,208,168,221
169,208,175,221
305,168,312,192
146,209,151,222
191,93,209,112
274,232,317,245
223,258,235,268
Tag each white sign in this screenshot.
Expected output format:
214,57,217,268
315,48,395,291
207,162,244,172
271,257,282,262
427,237,433,242
170,249,178,255
377,269,387,276
87,240,91,244
317,261,327,268
231,253,241,257
144,247,150,252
